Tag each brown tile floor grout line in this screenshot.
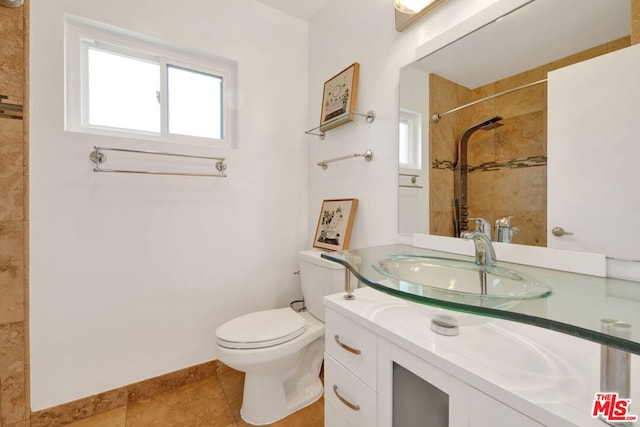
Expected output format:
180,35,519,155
215,370,241,426
54,362,323,426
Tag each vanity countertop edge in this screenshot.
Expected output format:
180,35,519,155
324,287,632,427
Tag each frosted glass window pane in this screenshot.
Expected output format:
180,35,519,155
399,119,410,165
88,48,160,133
167,65,222,139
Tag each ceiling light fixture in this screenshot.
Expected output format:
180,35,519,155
394,0,436,14
395,0,449,31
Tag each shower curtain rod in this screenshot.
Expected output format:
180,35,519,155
432,78,547,122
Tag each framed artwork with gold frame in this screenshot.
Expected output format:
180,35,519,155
313,198,358,251
319,63,360,132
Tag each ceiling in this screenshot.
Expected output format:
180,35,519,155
254,0,331,20
412,0,631,89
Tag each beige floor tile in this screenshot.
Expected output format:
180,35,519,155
218,363,324,427
271,398,324,427
65,406,127,427
235,397,324,427
125,377,236,427
43,363,323,427
216,364,245,423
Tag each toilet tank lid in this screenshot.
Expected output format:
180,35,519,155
297,250,344,270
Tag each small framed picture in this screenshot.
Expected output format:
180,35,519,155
313,198,359,251
319,62,360,132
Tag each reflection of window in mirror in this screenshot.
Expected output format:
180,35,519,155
399,109,421,170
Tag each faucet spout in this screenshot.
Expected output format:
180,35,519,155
461,231,497,266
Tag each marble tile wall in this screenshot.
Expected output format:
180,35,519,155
429,35,631,246
632,0,639,45
0,2,28,427
428,73,471,237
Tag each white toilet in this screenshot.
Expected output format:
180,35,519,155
215,250,345,425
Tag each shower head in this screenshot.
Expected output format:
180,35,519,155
455,116,504,167
0,0,23,7
479,116,504,130
459,116,504,146
481,121,503,130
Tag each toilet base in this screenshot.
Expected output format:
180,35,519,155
239,338,325,425
240,376,323,425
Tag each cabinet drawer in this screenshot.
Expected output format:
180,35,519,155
325,354,377,427
325,308,377,389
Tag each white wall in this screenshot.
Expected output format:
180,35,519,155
29,0,309,410
307,0,502,247
29,0,514,412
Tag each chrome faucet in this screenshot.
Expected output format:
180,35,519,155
495,216,520,243
462,230,497,266
468,217,491,241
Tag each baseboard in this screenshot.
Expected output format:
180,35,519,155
30,360,218,426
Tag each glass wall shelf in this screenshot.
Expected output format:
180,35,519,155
322,244,640,355
305,110,375,140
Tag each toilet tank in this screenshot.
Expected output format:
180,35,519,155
298,250,345,322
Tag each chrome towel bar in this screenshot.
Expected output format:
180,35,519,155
317,149,373,170
89,146,228,177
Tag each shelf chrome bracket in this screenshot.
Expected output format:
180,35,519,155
305,110,376,140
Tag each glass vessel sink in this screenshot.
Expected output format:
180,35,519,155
321,244,640,355
374,255,551,300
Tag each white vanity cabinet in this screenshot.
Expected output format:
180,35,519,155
324,308,378,426
324,298,551,427
377,338,543,427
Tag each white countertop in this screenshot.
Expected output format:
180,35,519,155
325,287,639,427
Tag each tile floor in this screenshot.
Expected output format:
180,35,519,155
65,363,324,427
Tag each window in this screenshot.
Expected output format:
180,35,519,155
65,15,237,146
399,109,422,169
86,47,161,133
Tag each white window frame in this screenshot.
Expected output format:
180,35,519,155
399,108,422,170
65,14,238,147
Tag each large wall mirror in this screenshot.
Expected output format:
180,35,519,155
399,0,640,260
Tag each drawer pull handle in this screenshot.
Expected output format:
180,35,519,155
333,385,360,411
334,335,362,355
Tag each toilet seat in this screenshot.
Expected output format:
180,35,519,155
216,308,307,349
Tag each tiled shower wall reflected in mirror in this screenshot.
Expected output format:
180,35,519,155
0,1,28,426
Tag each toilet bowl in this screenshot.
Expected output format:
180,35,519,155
214,250,344,425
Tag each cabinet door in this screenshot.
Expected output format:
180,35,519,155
324,354,377,427
547,43,640,260
466,387,543,427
